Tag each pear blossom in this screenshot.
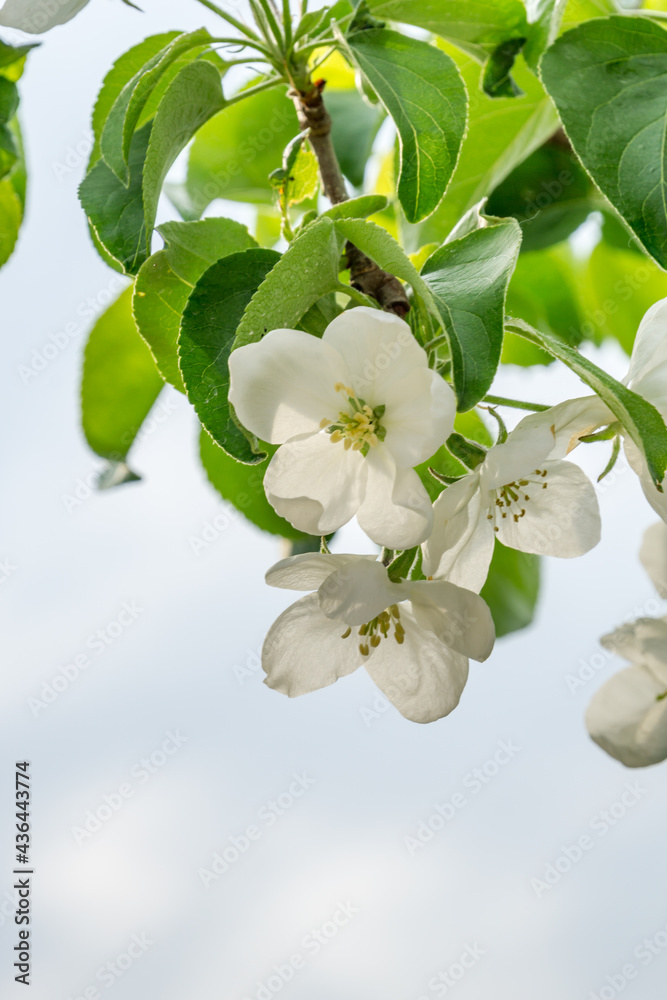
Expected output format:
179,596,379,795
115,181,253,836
422,416,602,592
0,0,91,32
228,307,456,548
585,617,667,768
261,552,495,724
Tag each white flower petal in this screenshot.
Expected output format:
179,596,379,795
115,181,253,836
323,306,427,406
627,297,667,391
262,593,362,697
623,436,667,524
264,432,366,535
364,608,469,723
640,522,667,598
0,0,89,31
318,560,402,625
510,396,614,460
601,617,667,686
586,665,667,768
266,553,376,591
423,483,495,592
407,581,495,661
356,446,433,548
479,423,555,493
382,368,456,467
495,459,601,558
228,329,349,444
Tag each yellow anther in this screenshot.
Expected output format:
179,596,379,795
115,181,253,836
359,643,370,656
320,417,331,429
370,634,381,648
341,627,351,639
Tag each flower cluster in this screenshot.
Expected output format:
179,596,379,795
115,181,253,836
229,303,667,725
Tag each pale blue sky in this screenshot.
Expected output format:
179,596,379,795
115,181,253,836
1,2,666,998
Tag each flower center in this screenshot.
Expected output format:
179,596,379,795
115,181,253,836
340,604,404,657
486,468,549,531
320,383,386,456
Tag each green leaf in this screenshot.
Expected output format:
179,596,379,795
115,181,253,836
0,177,21,267
141,60,225,242
365,0,529,59
82,61,225,275
583,239,667,355
0,77,18,178
180,249,280,462
81,285,164,461
200,429,309,540
0,39,38,75
416,410,492,498
540,15,667,269
326,88,385,188
346,28,467,223
90,31,180,167
523,0,566,69
80,121,153,274
482,37,526,98
133,217,257,392
184,86,298,214
507,316,667,488
480,541,541,638
100,28,213,183
332,216,429,297
410,43,559,247
421,220,522,410
321,193,388,221
486,141,593,253
503,244,584,364
234,218,342,349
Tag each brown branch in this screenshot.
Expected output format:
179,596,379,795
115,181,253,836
292,80,410,318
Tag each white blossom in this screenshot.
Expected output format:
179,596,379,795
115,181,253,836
422,416,601,591
229,307,455,548
586,618,667,768
261,552,495,724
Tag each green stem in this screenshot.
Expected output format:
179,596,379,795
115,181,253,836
307,45,337,72
423,333,449,351
193,0,260,41
225,75,285,107
254,0,285,51
335,282,379,309
282,0,293,52
211,34,277,59
482,394,550,412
